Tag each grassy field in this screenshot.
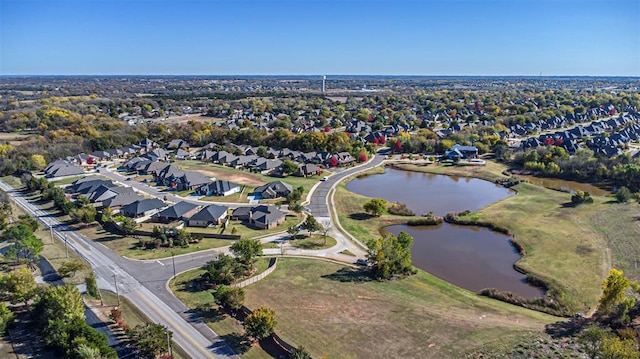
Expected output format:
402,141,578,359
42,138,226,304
590,203,640,280
334,184,413,245
49,175,87,186
92,225,236,260
0,175,23,189
460,182,608,313
289,234,337,249
242,258,559,358
169,258,274,359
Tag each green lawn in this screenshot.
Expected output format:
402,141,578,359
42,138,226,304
175,258,559,359
200,186,255,204
334,184,413,245
0,175,23,189
289,234,337,250
49,175,87,186
169,258,274,359
224,215,303,240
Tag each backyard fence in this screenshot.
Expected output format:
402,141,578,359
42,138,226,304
233,257,277,288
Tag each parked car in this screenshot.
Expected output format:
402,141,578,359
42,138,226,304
355,259,369,266
321,176,329,181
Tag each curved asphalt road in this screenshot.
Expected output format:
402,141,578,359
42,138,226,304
306,149,388,218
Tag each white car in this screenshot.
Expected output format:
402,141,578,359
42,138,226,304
321,176,329,181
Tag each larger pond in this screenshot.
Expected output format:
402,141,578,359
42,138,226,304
347,168,544,297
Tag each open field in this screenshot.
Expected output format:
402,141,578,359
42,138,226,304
169,258,274,359
460,182,608,313
183,258,559,359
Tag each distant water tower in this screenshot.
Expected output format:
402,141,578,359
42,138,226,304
322,75,326,93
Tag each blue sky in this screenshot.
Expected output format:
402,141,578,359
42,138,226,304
1,0,638,76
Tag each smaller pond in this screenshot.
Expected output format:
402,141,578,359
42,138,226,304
516,175,610,197
386,224,545,297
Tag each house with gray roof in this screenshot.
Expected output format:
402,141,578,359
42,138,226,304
251,158,282,174
252,181,292,199
154,201,200,223
87,185,134,205
174,171,212,191
102,192,145,209
187,204,229,227
167,139,190,150
44,160,85,178
198,180,241,197
230,205,286,229
120,198,166,218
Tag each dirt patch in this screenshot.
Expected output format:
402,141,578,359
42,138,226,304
194,169,266,187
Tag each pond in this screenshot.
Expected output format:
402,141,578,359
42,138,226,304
347,168,544,297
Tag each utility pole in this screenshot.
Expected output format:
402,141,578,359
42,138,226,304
113,275,120,307
64,234,69,258
49,224,54,244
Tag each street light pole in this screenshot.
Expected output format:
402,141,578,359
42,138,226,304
166,328,172,357
49,224,54,244
64,234,69,258
113,275,120,307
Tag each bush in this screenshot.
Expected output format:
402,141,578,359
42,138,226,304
0,303,14,334
388,202,415,216
571,190,594,205
616,186,632,203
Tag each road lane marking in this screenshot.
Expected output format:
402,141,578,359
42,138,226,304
134,291,220,359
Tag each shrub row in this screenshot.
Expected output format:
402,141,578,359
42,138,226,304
444,210,511,235
407,217,443,226
480,288,572,317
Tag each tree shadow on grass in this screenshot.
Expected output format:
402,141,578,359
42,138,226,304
219,332,253,355
349,212,374,220
545,317,590,339
186,305,224,324
322,267,373,283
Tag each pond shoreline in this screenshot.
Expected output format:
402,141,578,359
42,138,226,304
343,162,581,316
